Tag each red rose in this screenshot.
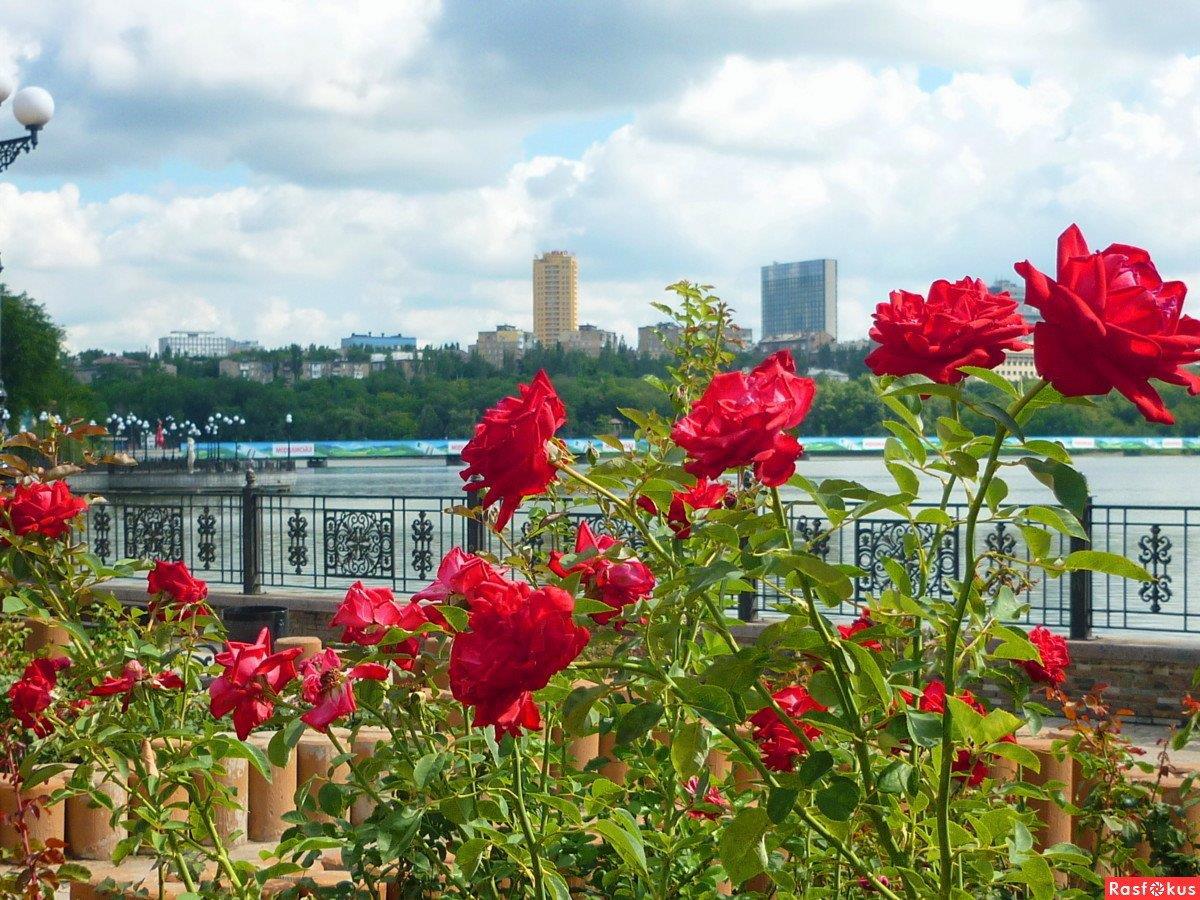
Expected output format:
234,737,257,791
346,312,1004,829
331,581,405,646
1020,626,1070,686
461,370,566,530
683,776,728,820
298,648,389,732
412,548,505,604
670,351,815,487
488,691,543,739
390,599,448,671
1,481,88,540
1015,224,1200,424
8,657,71,736
748,685,826,773
865,278,1031,384
90,660,184,711
919,679,1013,786
666,478,730,539
146,560,209,620
331,581,444,669
209,627,302,740
449,577,589,737
549,522,655,625
837,611,882,652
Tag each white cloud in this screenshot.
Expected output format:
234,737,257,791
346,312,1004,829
4,2,1200,357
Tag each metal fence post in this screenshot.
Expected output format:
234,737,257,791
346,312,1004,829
241,468,262,595
738,536,759,622
466,489,485,555
1069,495,1093,640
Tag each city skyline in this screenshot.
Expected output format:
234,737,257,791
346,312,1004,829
3,4,1200,355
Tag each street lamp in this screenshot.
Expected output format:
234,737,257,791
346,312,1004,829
285,413,293,462
0,76,53,424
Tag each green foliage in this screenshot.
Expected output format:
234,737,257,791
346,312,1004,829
0,285,95,421
5,284,1200,900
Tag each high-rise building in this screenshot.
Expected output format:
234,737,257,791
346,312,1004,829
157,331,260,358
761,259,837,342
989,278,1041,327
533,250,579,345
471,325,535,368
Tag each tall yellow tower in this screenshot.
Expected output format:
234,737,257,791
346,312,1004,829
532,250,579,346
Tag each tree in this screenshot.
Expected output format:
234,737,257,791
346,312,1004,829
0,285,93,422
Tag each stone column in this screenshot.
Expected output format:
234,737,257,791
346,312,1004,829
297,731,351,823
247,730,299,843
66,772,128,860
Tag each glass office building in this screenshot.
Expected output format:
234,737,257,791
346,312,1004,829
760,259,837,341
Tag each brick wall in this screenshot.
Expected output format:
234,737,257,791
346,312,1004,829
732,622,1199,725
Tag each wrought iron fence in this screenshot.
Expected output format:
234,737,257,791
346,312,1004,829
79,481,1195,636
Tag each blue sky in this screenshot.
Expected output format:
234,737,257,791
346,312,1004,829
2,1,1200,353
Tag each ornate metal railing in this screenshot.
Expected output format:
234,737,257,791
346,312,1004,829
78,481,1195,635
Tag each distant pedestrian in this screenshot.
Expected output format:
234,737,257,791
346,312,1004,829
155,420,166,450
186,435,196,474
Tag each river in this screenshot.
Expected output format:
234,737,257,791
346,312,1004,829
288,454,1192,507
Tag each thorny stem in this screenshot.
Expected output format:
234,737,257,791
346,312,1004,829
934,379,1046,897
511,740,546,900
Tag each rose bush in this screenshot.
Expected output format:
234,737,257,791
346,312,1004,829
2,254,1200,898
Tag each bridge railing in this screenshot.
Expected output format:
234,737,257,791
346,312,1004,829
78,477,1194,636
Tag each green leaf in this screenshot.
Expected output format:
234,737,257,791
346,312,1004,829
959,366,1020,398
1023,505,1087,540
678,682,737,727
719,808,769,884
562,684,608,735
703,650,768,694
1022,458,1088,518
543,870,572,900
807,671,842,709
978,708,1022,744
456,838,490,877
2,596,29,614
413,751,445,789
688,560,743,593
593,818,648,878
1061,550,1152,582
670,721,707,779
992,637,1041,662
616,702,664,745
795,749,834,788
878,760,912,794
947,696,987,744
766,786,799,824
1022,438,1072,464
267,720,305,769
1018,524,1052,561
987,741,1040,773
1018,855,1056,900
905,710,943,748
844,642,891,705
438,604,469,633
571,597,617,617
886,461,920,497
815,777,860,821
882,420,927,465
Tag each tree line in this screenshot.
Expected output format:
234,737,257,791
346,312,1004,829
9,283,1200,441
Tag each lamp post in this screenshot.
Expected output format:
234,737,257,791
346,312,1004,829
285,413,293,463
0,76,54,423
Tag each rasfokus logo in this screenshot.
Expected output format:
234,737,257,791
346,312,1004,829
1107,878,1200,897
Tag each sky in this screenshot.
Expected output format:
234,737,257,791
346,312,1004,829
2,1,1200,353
